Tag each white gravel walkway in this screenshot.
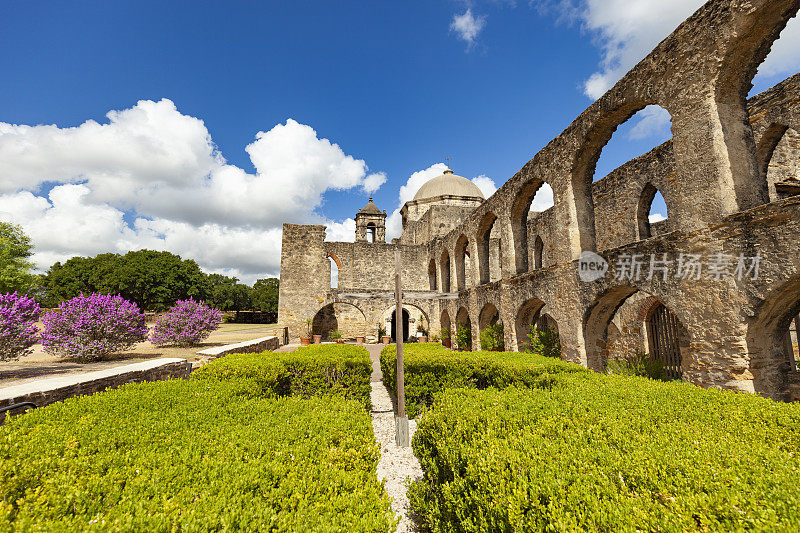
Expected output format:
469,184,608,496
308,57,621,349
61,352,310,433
366,344,423,533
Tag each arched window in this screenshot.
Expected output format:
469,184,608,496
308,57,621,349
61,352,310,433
440,250,451,293
455,236,470,291
511,180,553,274
637,184,669,240
366,223,376,243
533,235,544,269
329,257,339,289
476,213,499,285
428,259,438,291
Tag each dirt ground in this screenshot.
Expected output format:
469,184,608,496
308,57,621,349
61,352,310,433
0,323,279,387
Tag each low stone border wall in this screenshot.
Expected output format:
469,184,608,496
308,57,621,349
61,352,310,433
193,336,280,369
0,358,191,421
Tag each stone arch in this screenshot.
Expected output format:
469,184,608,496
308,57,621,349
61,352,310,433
380,303,430,342
515,298,545,351
533,235,544,269
584,286,688,374
510,177,547,274
312,301,367,340
713,1,799,211
747,275,800,401
636,183,670,240
428,258,438,291
366,222,376,243
478,302,500,330
757,123,791,180
455,234,470,291
571,100,670,257
764,126,800,201
440,249,451,293
455,306,472,351
440,308,452,338
476,212,498,285
584,285,640,371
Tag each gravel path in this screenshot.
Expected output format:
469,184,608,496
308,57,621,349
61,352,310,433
366,345,423,533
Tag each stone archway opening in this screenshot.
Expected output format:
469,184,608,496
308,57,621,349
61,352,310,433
511,179,553,275
456,307,472,351
476,212,501,284
747,277,800,401
312,302,366,341
637,183,670,240
390,308,410,343
440,249,451,293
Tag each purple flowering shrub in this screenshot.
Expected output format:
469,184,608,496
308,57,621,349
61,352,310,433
41,293,148,362
0,292,41,361
151,299,222,347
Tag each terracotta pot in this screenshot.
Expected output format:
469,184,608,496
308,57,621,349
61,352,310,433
300,337,311,346
382,336,391,345
336,339,344,344
419,336,428,343
313,334,322,344
356,336,365,344
443,339,451,348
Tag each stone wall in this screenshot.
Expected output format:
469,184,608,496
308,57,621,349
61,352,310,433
0,358,191,422
278,0,800,401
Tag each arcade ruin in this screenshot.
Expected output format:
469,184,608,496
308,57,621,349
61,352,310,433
279,0,800,401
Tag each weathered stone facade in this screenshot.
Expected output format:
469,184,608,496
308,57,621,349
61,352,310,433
279,0,800,401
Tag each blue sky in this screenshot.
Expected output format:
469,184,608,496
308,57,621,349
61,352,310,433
0,1,798,282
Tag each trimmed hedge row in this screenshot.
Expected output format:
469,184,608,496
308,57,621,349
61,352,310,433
193,344,372,409
0,379,396,531
410,373,800,531
380,343,587,417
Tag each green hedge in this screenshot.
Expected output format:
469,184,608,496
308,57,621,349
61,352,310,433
0,379,395,531
410,373,800,531
193,344,372,409
380,343,587,417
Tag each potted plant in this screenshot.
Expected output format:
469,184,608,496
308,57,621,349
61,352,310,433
300,318,312,346
379,324,391,344
417,316,428,342
356,335,366,344
312,327,322,344
330,329,344,344
441,326,451,348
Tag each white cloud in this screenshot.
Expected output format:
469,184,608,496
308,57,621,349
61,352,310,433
626,105,672,141
324,218,356,242
530,183,554,212
471,175,498,198
535,1,800,100
649,212,667,223
0,100,386,283
450,9,486,46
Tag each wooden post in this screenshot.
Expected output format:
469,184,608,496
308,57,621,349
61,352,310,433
394,249,409,446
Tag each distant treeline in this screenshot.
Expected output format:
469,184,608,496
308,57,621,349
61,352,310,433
35,250,279,313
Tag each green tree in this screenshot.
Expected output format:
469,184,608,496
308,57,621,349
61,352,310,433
251,278,279,313
207,274,252,311
40,250,211,311
0,222,36,294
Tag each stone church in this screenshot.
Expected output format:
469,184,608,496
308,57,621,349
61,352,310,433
279,0,800,402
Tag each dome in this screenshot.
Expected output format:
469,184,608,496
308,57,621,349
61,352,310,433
412,169,485,201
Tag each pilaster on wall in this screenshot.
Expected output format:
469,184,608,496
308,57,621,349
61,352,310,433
277,224,330,341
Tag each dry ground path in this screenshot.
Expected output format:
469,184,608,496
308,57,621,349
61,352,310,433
280,342,423,532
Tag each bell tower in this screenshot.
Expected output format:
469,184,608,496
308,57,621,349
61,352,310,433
355,197,386,243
